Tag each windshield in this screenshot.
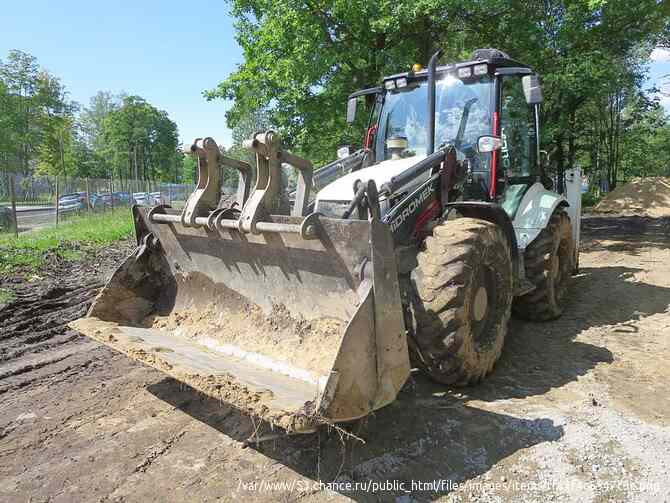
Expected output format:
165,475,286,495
375,75,494,164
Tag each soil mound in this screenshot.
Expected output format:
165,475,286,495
594,177,670,217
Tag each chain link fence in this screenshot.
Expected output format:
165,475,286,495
0,173,196,235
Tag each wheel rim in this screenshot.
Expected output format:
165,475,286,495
551,255,560,279
471,265,498,349
473,286,488,322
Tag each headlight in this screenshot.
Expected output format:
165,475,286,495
457,66,472,78
473,64,488,76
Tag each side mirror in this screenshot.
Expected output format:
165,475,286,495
337,145,353,159
522,74,543,104
477,135,502,153
346,97,357,124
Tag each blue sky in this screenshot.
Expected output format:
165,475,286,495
0,0,243,148
649,49,670,109
1,1,668,150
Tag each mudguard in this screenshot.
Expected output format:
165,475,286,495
444,201,520,267
512,182,569,250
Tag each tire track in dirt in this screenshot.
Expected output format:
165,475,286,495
134,430,188,473
0,340,99,380
0,242,133,397
1,284,101,340
0,347,102,397
0,283,103,401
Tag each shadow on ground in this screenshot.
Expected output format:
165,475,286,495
469,263,670,403
580,215,670,255
150,377,563,502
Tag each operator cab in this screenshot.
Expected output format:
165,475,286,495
345,48,544,219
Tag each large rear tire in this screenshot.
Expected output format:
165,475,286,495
410,218,513,385
513,208,574,321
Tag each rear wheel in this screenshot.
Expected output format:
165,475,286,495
513,208,574,321
410,218,513,385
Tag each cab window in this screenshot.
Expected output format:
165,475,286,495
499,76,537,178
375,75,494,162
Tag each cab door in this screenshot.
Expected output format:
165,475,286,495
497,74,540,218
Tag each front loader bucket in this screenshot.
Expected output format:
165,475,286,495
71,206,410,433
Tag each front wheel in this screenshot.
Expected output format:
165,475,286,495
410,218,513,385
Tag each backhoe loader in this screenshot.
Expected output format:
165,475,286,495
71,49,581,433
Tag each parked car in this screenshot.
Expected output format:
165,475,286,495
58,192,88,214
90,192,131,210
0,206,15,233
131,191,164,206
160,184,190,203
115,192,131,204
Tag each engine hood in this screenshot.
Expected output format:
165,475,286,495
314,155,427,204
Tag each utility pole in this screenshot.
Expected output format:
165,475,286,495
133,144,139,180
55,175,60,226
9,175,18,238
85,177,91,214
59,132,66,177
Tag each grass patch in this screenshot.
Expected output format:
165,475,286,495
0,209,133,273
0,287,15,306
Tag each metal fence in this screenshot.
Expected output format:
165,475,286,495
0,173,197,235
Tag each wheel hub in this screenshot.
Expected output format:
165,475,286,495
473,286,488,322
552,255,560,279
471,265,499,349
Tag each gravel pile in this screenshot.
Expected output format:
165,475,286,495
594,177,670,217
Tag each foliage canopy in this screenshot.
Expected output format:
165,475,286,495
208,0,670,186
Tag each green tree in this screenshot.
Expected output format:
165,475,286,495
78,91,121,177
102,95,180,182
0,50,41,173
0,79,14,169
0,50,182,186
226,108,271,166
34,71,78,176
208,0,669,175
182,153,197,184
619,99,670,179
36,114,75,176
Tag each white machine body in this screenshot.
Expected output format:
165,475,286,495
315,157,581,262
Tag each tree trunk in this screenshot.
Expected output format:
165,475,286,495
133,144,139,180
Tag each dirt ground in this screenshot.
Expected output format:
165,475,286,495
1,215,670,503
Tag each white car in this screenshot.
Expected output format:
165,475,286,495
132,192,164,207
